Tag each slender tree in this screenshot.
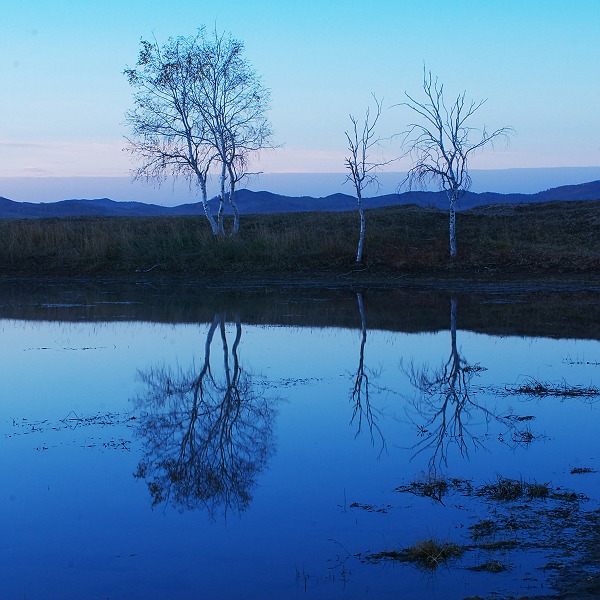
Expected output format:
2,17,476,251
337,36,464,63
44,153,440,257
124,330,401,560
401,70,512,257
344,96,387,263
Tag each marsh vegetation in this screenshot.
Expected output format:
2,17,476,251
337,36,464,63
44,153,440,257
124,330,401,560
0,199,598,278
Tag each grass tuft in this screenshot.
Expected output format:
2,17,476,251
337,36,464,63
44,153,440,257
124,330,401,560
478,476,551,501
364,538,465,570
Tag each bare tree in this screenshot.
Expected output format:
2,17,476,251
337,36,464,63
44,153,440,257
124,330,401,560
124,34,219,235
344,96,387,263
124,29,272,237
401,70,512,257
193,30,273,236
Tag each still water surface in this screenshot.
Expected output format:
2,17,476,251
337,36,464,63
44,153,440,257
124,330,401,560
0,285,598,599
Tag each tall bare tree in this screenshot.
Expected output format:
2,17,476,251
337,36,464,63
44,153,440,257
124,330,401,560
344,96,387,263
401,70,512,257
124,34,219,234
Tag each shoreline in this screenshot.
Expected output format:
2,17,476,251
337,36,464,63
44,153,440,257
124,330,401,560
2,270,599,294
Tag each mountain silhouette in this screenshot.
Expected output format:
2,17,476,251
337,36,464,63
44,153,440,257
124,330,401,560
0,180,599,218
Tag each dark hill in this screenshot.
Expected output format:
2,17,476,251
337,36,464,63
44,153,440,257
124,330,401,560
0,180,599,218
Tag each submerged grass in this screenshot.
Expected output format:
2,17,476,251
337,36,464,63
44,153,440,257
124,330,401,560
0,199,598,277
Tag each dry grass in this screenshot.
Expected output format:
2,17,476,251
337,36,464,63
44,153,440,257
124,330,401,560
0,199,598,276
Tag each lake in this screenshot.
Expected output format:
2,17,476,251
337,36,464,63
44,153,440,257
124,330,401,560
1,281,598,599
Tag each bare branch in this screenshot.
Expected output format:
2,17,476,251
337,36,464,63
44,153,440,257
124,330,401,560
398,68,513,257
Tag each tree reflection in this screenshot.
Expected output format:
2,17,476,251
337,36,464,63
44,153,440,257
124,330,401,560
133,313,276,517
350,292,386,454
405,298,498,470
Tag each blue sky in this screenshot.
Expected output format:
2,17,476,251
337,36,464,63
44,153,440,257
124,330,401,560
1,0,599,200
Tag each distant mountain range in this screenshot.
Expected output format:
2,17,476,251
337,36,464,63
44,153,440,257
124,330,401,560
0,180,599,219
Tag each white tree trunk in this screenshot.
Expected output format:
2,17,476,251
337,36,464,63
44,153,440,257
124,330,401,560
199,177,218,235
228,174,240,235
449,191,457,258
217,162,227,237
356,193,365,263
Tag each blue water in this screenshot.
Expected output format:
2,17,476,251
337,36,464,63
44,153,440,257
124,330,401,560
0,293,598,599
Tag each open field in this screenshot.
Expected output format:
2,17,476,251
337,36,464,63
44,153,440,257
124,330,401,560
0,200,598,280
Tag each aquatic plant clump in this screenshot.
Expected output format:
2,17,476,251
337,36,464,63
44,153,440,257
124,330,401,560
570,467,596,475
379,473,599,596
477,477,550,501
363,538,465,570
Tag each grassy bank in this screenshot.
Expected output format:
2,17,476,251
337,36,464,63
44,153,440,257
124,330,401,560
0,200,598,279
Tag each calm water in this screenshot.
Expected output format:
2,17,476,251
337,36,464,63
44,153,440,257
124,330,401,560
0,284,598,599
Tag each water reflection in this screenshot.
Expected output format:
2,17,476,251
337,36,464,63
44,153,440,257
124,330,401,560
133,313,277,517
350,292,386,453
1,285,599,599
404,298,501,470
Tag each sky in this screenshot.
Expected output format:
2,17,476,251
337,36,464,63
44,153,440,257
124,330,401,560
1,0,599,203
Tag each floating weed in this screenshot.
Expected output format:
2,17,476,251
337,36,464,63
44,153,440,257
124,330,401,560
562,355,600,366
549,490,587,502
468,519,497,539
463,364,488,374
348,502,391,514
479,477,525,501
503,426,537,449
405,539,465,569
512,428,535,444
503,414,535,422
466,560,507,573
528,483,550,499
570,467,596,475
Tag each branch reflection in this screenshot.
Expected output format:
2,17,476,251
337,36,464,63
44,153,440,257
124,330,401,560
133,313,277,517
405,298,498,470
